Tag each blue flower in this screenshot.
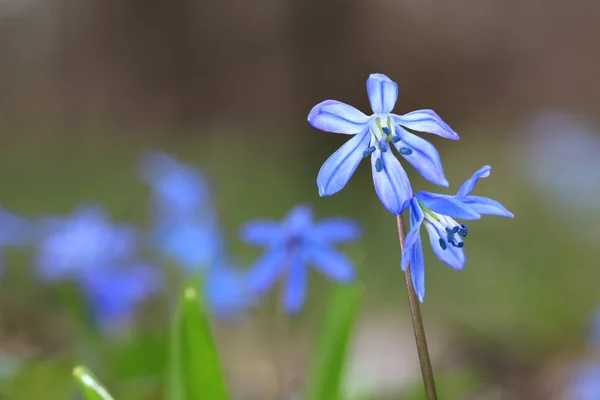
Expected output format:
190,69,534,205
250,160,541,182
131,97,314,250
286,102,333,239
401,166,513,301
139,151,211,221
140,152,253,316
308,73,459,215
35,206,137,281
34,206,161,329
241,205,360,313
80,263,161,332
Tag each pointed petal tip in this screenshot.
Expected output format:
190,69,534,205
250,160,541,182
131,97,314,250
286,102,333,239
417,292,425,302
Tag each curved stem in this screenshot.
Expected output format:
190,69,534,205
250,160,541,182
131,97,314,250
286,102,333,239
396,214,438,400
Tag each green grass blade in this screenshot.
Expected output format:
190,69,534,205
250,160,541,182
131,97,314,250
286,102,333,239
72,366,115,400
167,285,229,400
305,283,362,400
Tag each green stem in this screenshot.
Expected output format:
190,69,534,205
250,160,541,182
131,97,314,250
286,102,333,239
396,214,438,400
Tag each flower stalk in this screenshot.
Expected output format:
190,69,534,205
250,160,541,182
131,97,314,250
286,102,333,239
396,214,438,400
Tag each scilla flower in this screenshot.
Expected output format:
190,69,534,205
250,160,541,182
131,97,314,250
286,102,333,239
308,73,459,215
241,205,360,313
401,166,513,301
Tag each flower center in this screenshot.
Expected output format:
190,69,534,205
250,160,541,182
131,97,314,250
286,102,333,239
362,116,413,171
421,204,468,250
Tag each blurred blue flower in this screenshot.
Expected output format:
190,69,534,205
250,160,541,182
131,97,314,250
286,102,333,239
140,152,253,317
401,166,513,301
81,263,161,331
34,206,161,329
35,207,137,282
139,151,211,220
241,204,360,313
307,73,459,215
140,151,223,270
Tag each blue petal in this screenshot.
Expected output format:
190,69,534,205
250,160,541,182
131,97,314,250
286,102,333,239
401,198,424,271
312,218,361,244
409,233,426,302
205,265,253,319
240,220,282,247
394,110,460,140
366,73,398,114
247,248,287,294
416,192,481,220
456,165,491,198
371,151,413,215
308,245,355,282
424,223,465,270
462,196,514,218
308,100,370,134
283,255,307,313
284,205,313,235
395,127,448,187
139,151,209,215
317,130,371,196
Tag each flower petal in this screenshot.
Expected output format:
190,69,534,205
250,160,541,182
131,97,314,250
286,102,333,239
424,223,466,270
240,220,282,247
371,150,413,215
462,196,514,218
312,218,361,243
317,130,371,196
409,233,426,302
401,198,425,271
205,266,253,318
416,192,481,220
283,255,307,313
456,165,491,198
395,127,449,187
394,109,459,140
247,248,287,294
308,245,355,282
366,73,398,114
308,100,370,134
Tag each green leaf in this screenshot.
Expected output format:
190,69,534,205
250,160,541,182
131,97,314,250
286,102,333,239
167,285,229,400
72,366,115,400
305,283,362,400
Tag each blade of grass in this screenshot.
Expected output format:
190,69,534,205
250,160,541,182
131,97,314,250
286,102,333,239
305,283,362,400
72,366,115,400
167,284,229,400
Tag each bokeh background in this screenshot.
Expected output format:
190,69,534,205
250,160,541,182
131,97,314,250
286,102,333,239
1,0,600,399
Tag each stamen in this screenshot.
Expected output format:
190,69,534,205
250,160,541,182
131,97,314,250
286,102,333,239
375,158,383,172
382,127,391,135
378,140,388,153
438,238,447,250
458,224,468,238
399,147,413,155
391,136,401,144
363,146,376,158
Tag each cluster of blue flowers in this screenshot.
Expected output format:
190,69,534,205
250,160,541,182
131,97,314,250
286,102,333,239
0,73,515,334
308,73,513,301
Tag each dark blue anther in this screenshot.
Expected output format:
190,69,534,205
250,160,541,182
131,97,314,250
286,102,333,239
457,242,464,248
438,238,447,250
382,127,391,135
378,141,388,153
459,224,468,238
375,158,383,172
399,147,413,156
452,226,460,233
363,146,376,158
391,136,401,144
